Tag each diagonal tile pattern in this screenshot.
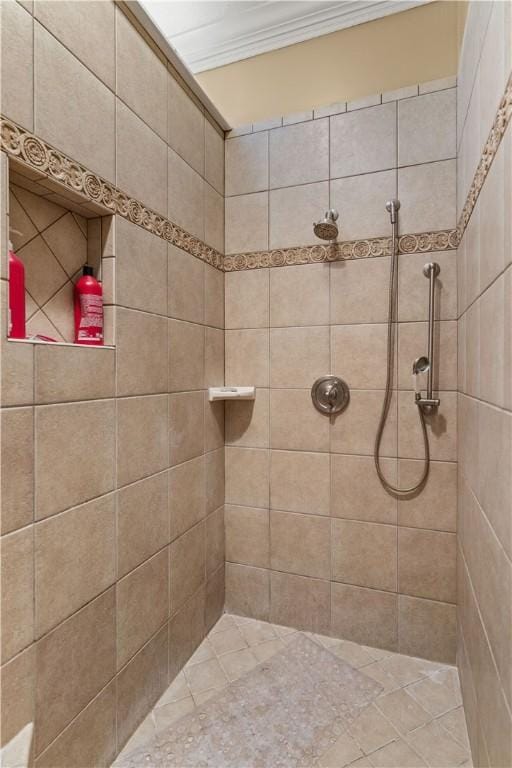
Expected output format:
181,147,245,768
115,613,471,768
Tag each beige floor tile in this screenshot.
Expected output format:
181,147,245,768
330,641,377,669
117,713,155,759
156,672,190,707
184,658,227,694
251,638,286,662
192,686,228,706
360,661,401,694
376,689,432,734
317,731,363,767
210,614,237,634
218,647,259,682
405,719,468,767
379,653,442,688
209,627,248,656
239,619,278,646
153,695,195,733
435,706,470,750
407,668,462,717
349,703,399,755
369,738,427,767
187,639,215,666
347,757,373,767
272,623,298,638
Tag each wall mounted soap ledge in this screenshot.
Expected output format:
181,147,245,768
209,387,255,401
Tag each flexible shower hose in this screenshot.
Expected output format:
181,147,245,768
373,211,430,498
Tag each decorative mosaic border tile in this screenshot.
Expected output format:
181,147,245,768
0,117,224,271
457,70,512,241
223,229,458,271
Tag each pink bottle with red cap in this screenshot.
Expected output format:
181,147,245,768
8,241,26,339
74,265,103,345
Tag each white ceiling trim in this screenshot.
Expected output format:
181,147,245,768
140,1,432,74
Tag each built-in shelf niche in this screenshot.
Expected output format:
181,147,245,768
5,158,114,346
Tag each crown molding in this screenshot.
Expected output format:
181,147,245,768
141,1,431,74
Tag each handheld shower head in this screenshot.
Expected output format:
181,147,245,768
314,209,339,240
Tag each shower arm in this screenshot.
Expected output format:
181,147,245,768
415,263,441,413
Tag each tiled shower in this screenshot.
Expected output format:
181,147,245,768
0,1,510,767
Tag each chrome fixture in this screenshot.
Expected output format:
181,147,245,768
313,209,339,240
311,375,349,415
374,200,440,498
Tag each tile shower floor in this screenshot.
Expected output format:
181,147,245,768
115,614,471,768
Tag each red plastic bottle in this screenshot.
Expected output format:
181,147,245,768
74,265,103,345
8,241,26,339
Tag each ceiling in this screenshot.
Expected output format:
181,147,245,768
139,1,432,73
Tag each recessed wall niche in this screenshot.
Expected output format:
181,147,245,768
5,159,114,345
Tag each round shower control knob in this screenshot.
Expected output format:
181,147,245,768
311,376,350,415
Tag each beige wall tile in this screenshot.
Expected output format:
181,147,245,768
225,505,270,568
399,595,456,662
225,192,268,255
398,528,456,603
1,336,34,407
331,583,398,651
205,565,225,631
225,563,270,621
330,257,391,325
0,527,34,663
226,388,269,448
0,0,33,130
169,391,204,465
270,326,329,388
332,324,388,389
270,450,330,515
35,22,115,181
398,460,456,532
205,120,224,195
398,390,457,461
41,211,86,278
225,446,269,508
9,187,37,250
398,160,456,232
225,132,268,196
331,389,397,457
399,90,456,166
204,183,224,253
270,510,330,579
168,73,204,175
1,406,34,534
269,182,329,249
479,274,505,407
270,571,330,634
270,263,329,327
479,138,507,293
0,645,35,749
398,252,457,322
332,519,397,592
225,269,269,329
35,399,115,519
169,456,206,541
117,395,168,487
116,218,168,315
35,0,114,88
117,472,170,578
206,506,224,575
168,587,205,680
270,388,330,452
35,345,115,404
330,171,396,240
35,495,115,636
35,682,116,768
117,549,169,668
116,100,167,213
331,102,397,178
204,264,224,330
169,320,205,392
205,396,224,452
35,589,116,754
117,625,169,750
225,329,269,387
170,522,206,615
206,447,224,514
116,308,168,396
269,119,329,188
168,245,204,324
398,320,457,392
331,454,397,524
478,404,511,560
18,234,68,308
